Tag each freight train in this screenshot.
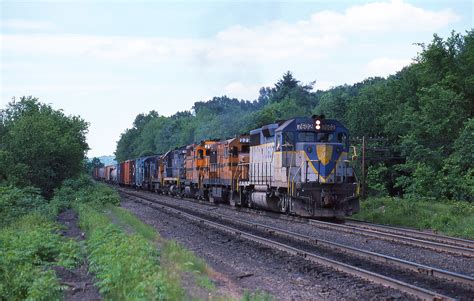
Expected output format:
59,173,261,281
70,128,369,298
94,116,360,218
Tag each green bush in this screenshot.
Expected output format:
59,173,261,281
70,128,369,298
52,175,119,211
0,174,118,228
0,185,56,227
0,214,81,300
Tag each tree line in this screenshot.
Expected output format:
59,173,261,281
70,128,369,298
115,30,473,201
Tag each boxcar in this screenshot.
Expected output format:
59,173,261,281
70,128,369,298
120,159,135,186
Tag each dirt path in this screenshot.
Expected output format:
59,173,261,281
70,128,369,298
56,209,101,301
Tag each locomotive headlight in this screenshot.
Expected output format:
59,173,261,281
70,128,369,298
316,120,321,125
316,125,321,130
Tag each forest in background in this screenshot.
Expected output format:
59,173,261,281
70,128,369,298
115,31,473,201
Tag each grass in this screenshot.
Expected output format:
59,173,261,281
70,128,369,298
242,290,273,301
108,205,158,241
108,204,216,295
108,203,275,300
76,204,169,300
353,197,474,239
0,214,81,301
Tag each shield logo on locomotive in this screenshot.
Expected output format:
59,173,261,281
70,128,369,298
316,144,333,166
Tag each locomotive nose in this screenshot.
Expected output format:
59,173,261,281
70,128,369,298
298,142,345,183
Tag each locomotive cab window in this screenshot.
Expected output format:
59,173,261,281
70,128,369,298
317,133,334,142
250,133,260,146
231,146,238,157
297,132,316,142
276,133,282,151
282,132,293,150
198,149,204,159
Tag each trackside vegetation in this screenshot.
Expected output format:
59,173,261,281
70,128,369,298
353,197,474,239
0,179,111,301
0,174,273,300
0,214,81,301
77,204,167,300
107,205,274,300
58,178,217,300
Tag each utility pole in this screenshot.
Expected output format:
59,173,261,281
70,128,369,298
361,136,366,199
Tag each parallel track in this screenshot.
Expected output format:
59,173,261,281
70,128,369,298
232,205,474,257
120,189,473,300
345,219,474,249
307,219,474,257
186,193,474,257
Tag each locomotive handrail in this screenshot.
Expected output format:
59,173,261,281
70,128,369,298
289,158,306,196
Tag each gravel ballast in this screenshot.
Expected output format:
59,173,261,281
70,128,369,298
126,189,474,277
120,194,414,300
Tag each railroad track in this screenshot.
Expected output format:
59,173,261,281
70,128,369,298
115,186,474,258
307,219,474,258
119,189,474,300
231,205,474,257
345,219,474,249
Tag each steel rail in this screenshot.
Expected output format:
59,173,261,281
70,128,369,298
345,219,474,249
307,219,474,258
122,190,474,287
230,204,474,256
120,191,457,300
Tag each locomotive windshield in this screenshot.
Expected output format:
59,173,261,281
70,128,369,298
296,131,347,143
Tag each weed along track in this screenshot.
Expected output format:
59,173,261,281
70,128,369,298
118,189,474,300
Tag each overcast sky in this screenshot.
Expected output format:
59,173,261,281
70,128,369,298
1,0,472,157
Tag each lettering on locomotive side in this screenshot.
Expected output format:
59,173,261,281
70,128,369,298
296,123,336,131
320,124,336,131
296,123,314,130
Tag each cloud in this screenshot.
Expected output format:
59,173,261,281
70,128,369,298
0,1,459,64
365,57,412,77
222,82,267,100
2,84,119,94
309,0,459,33
1,19,57,31
313,80,335,91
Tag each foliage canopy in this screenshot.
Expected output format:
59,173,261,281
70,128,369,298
0,96,89,197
